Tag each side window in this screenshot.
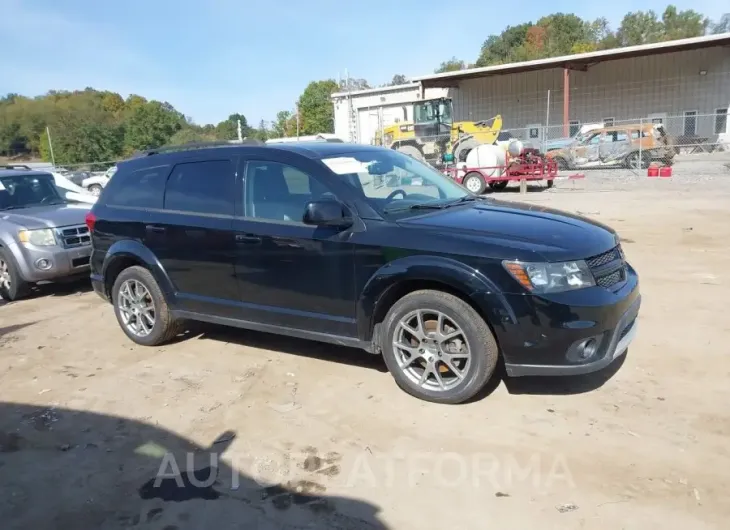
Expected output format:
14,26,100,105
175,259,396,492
106,166,168,209
630,130,641,140
245,161,332,222
586,133,601,145
615,131,628,142
164,160,234,216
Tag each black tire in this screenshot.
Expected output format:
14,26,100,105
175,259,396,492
88,184,103,196
462,172,486,195
111,265,182,346
488,180,509,191
0,249,31,302
381,290,499,404
625,151,651,170
546,179,554,189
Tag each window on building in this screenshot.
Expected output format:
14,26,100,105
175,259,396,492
603,117,615,127
107,166,169,209
569,120,580,137
164,160,234,215
715,108,728,134
683,110,698,136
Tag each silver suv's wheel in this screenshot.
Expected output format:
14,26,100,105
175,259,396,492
0,250,30,301
381,290,499,404
112,266,182,346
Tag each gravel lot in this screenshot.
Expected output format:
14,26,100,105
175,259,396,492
1,161,729,529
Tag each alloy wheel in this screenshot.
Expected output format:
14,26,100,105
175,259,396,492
0,259,11,290
117,279,156,337
393,309,471,392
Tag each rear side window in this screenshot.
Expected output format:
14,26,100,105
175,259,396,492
164,160,234,216
106,166,168,209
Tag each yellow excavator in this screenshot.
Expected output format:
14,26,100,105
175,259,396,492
374,97,502,164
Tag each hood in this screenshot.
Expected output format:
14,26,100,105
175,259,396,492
1,203,91,230
398,199,618,262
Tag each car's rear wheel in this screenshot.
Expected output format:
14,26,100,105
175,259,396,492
0,250,30,302
88,184,102,196
381,290,499,404
111,266,182,346
462,172,486,195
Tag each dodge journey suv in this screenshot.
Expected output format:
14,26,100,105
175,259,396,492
88,141,640,403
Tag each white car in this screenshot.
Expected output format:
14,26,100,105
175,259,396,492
82,166,117,196
51,172,97,204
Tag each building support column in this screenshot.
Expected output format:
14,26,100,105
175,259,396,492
563,67,570,137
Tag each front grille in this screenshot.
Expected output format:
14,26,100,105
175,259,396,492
587,245,626,290
596,268,625,288
586,246,621,268
57,225,90,249
72,257,89,268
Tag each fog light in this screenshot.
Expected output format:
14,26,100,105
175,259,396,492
35,258,52,270
580,338,598,360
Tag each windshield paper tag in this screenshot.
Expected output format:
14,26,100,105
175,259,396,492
322,157,368,175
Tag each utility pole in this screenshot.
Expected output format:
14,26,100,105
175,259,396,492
46,126,56,166
236,119,243,142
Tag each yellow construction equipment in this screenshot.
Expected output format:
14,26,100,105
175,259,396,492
374,98,502,164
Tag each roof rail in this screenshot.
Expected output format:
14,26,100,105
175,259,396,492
136,139,265,158
1,164,32,170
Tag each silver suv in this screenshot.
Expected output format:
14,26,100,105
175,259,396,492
0,168,92,301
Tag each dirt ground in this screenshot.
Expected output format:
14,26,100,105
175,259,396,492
2,168,730,530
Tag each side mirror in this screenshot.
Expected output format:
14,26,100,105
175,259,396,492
303,199,352,228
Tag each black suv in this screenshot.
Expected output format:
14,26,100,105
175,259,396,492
88,141,640,403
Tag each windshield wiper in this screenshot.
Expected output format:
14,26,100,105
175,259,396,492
385,202,449,213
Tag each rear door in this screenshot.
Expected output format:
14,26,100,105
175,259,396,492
144,156,240,318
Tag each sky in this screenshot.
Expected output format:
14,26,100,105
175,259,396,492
0,0,727,126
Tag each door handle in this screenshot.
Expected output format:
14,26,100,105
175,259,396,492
235,234,262,244
145,225,166,233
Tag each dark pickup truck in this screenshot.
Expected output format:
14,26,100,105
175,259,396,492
87,141,640,403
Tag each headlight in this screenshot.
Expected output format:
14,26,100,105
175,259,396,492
503,260,595,293
18,228,57,247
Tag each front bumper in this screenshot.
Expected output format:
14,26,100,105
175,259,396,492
11,240,91,283
499,267,641,377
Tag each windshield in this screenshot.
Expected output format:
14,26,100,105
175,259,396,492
0,174,66,210
321,149,470,215
414,100,453,125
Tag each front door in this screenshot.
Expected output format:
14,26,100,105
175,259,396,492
143,156,240,318
231,155,358,337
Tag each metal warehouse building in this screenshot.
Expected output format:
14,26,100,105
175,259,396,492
333,33,730,149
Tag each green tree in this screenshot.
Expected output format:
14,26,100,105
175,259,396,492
169,127,216,145
215,113,250,141
389,74,408,85
475,23,532,66
660,5,709,40
297,80,339,134
710,13,730,34
435,57,467,73
272,110,296,137
124,100,183,152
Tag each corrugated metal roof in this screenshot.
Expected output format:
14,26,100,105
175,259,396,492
331,83,418,99
414,33,730,86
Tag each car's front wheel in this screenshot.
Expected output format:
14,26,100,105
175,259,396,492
88,184,103,196
111,266,182,346
0,250,30,302
381,290,499,404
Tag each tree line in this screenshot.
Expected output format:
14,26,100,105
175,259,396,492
436,7,729,72
1,5,727,165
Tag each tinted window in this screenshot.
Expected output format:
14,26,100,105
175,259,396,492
105,166,168,209
164,160,234,215
245,161,331,222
